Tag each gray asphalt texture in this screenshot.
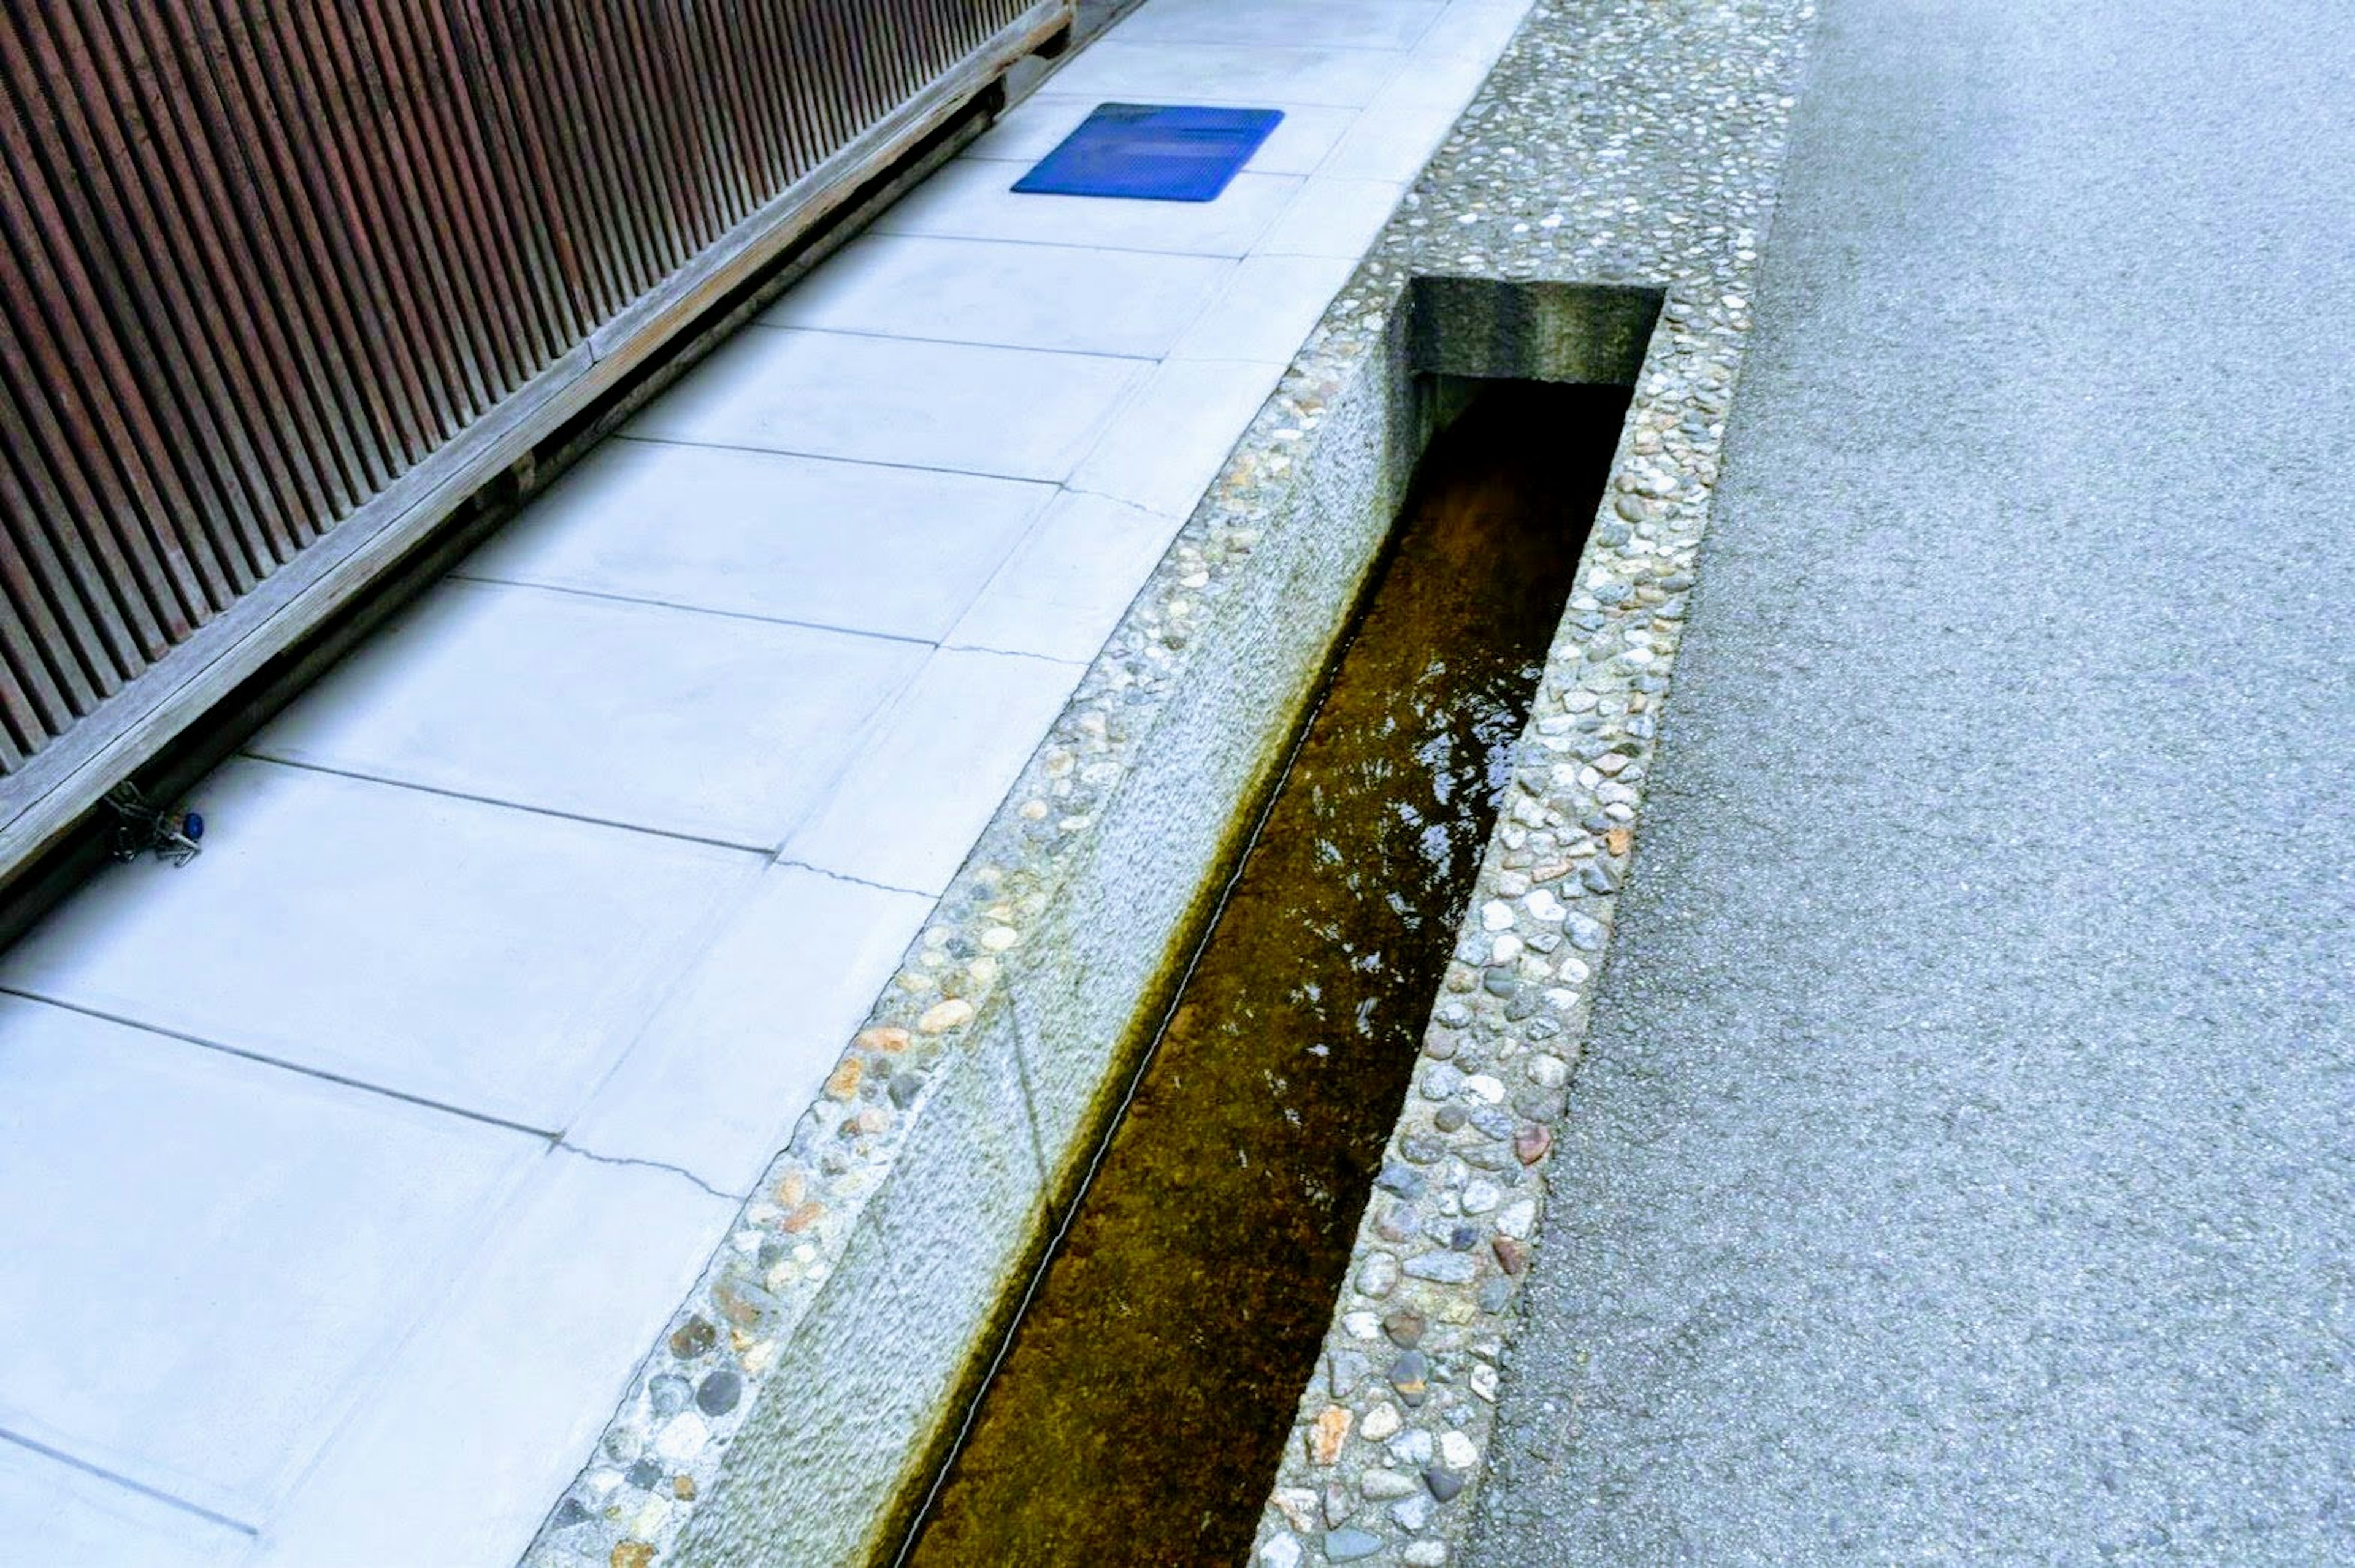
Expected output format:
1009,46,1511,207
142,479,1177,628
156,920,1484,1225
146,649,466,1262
1467,0,2355,1562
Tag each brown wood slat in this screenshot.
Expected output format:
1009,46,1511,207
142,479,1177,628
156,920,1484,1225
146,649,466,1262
0,0,1056,783
98,3,349,539
156,1,400,495
45,3,293,580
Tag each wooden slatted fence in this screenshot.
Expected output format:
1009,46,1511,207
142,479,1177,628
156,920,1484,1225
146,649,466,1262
0,0,1065,866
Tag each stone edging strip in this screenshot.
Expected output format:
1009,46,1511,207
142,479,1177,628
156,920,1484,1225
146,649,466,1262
1250,2,1821,1565
524,2,1818,1564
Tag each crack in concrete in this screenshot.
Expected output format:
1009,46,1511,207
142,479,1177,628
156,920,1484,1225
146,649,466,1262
555,1140,740,1204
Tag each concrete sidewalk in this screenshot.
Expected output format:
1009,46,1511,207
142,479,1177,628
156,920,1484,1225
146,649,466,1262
0,2,1533,1562
1471,0,2355,1562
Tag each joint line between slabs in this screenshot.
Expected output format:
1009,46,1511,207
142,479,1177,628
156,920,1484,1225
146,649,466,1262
0,1428,260,1537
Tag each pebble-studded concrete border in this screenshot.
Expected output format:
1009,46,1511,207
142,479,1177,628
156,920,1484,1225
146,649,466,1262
1250,2,1819,1565
525,2,1816,1564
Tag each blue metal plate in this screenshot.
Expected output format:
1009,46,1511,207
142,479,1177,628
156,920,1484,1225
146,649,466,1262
1012,103,1285,202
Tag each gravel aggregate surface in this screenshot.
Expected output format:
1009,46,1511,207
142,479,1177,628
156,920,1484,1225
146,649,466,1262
1467,0,2355,1561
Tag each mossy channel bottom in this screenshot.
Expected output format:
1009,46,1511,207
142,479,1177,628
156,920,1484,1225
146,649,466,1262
902,381,1629,1566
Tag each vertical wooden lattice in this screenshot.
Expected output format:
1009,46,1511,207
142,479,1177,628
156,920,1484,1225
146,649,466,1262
0,0,1036,774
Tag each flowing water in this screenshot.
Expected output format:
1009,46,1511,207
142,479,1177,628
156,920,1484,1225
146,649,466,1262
901,381,1629,1566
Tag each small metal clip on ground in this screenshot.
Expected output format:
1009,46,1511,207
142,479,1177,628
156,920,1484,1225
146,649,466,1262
104,782,204,866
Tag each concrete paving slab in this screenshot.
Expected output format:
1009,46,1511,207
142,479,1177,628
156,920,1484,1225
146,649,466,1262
251,1149,732,1568
1317,82,1466,182
872,156,1302,258
0,1439,251,1568
458,441,1051,643
565,865,933,1197
0,996,539,1523
783,648,1084,897
0,760,760,1131
1400,0,1533,79
1043,39,1406,107
1256,176,1408,257
760,233,1232,359
1067,356,1286,517
1116,0,1446,50
630,326,1147,481
966,93,1360,177
253,579,925,848
946,491,1184,665
1168,251,1360,364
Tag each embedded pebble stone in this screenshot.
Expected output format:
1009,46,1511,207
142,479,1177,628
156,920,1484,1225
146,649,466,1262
667,1317,715,1360
1361,1402,1403,1442
1384,1309,1427,1347
648,1374,692,1417
1390,1350,1430,1404
1406,1252,1477,1284
1388,1430,1436,1467
1515,1124,1553,1164
695,1370,742,1417
1261,1535,1303,1568
1361,1466,1418,1499
1439,1431,1479,1471
917,997,973,1033
1405,1543,1449,1567
1425,1466,1466,1502
653,1412,708,1464
1359,1253,1400,1296
1496,1199,1537,1241
1392,1494,1434,1532
1310,1405,1352,1465
1564,912,1605,950
1462,1179,1502,1214
1323,1528,1382,1561
1434,1104,1468,1133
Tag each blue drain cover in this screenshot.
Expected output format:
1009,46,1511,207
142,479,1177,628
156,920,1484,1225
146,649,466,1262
1012,103,1285,202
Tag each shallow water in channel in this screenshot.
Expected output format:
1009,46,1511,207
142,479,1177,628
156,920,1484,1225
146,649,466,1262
902,381,1629,1567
